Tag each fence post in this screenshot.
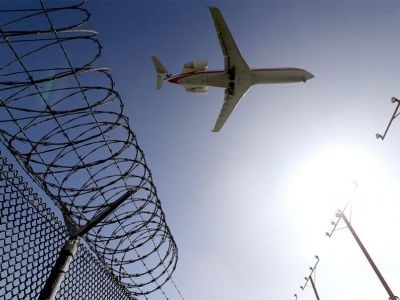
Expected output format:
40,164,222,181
38,238,80,300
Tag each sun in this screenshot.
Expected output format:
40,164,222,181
294,145,362,199
286,143,392,229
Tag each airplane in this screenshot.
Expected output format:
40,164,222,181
152,6,314,132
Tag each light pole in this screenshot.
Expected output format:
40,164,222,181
335,210,398,300
299,255,321,300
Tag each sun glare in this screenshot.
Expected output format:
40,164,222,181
287,143,392,227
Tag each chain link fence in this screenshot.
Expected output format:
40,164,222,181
0,152,134,299
0,1,181,298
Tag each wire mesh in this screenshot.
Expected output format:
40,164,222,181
0,153,133,300
0,0,179,297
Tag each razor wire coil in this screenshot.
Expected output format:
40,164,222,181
0,1,180,297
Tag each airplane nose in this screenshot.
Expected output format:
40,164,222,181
304,71,314,82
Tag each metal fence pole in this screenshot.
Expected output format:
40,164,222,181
38,238,80,300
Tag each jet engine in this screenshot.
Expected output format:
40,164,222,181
185,86,208,93
182,60,208,73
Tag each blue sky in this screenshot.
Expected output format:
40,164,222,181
84,1,400,299
5,1,400,299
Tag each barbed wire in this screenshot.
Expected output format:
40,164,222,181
0,1,182,298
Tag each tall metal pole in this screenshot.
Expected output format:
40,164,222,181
309,276,320,300
337,210,398,300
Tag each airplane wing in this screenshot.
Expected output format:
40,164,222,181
212,84,251,132
209,6,250,74
210,6,251,132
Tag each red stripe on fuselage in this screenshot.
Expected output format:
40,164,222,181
167,68,307,84
252,67,307,72
168,70,225,84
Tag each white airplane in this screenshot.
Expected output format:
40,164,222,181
152,6,314,132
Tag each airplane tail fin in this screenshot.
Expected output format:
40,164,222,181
151,56,170,89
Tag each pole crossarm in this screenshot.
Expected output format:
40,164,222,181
71,188,135,238
296,255,321,300
376,97,400,140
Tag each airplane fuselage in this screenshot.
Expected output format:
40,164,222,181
152,6,314,131
168,68,313,89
